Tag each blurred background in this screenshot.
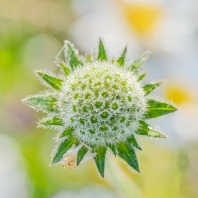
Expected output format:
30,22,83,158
0,0,198,197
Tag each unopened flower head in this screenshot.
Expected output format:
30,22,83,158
22,39,177,178
60,62,147,146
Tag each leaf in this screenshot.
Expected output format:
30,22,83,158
64,41,83,70
40,116,64,126
60,127,74,138
108,144,116,156
117,141,140,173
117,46,127,67
77,146,88,166
93,146,107,178
22,94,58,113
59,61,70,76
143,81,162,95
136,121,166,138
127,135,142,151
97,39,107,61
51,136,75,165
128,51,150,74
145,99,177,119
137,72,147,81
36,71,63,90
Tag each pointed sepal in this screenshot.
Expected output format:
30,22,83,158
60,127,74,138
22,94,58,113
128,51,150,74
137,72,147,81
77,146,88,166
145,99,177,119
127,135,142,151
51,137,75,165
58,61,70,76
93,146,107,178
97,39,107,61
143,81,163,95
136,121,166,138
36,70,63,90
117,141,140,173
64,41,84,70
39,116,64,127
117,46,127,67
108,144,117,156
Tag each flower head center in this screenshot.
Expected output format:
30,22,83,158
60,62,147,146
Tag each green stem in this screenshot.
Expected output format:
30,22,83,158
106,159,146,198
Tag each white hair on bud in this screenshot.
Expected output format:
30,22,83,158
57,61,147,146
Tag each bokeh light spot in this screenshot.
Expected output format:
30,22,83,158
122,3,163,36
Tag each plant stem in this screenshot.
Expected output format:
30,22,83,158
106,159,146,198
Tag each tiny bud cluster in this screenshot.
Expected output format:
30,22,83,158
59,62,147,146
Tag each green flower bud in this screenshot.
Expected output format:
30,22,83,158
22,39,177,178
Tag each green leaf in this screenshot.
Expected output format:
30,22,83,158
97,39,107,61
23,94,58,113
40,116,64,126
93,146,106,177
59,61,70,76
51,137,75,165
36,71,63,90
137,72,147,81
117,141,140,173
60,127,74,138
145,99,177,119
143,81,162,95
77,146,88,166
108,144,116,156
136,121,166,138
117,46,127,67
127,135,142,151
65,41,84,70
128,51,150,74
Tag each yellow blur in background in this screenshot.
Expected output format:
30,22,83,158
0,0,198,198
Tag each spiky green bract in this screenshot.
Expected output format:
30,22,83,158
22,94,58,113
117,141,140,173
36,70,63,90
51,136,75,165
64,40,84,70
97,39,107,61
136,121,166,138
77,146,88,166
108,144,117,156
93,146,107,178
39,116,64,128
22,39,177,178
117,46,127,67
60,127,74,138
145,99,177,119
58,62,70,76
137,72,147,81
128,51,150,74
143,81,163,95
127,135,142,151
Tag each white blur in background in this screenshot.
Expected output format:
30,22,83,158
0,135,30,198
